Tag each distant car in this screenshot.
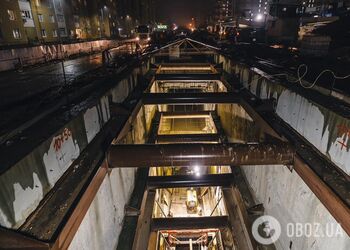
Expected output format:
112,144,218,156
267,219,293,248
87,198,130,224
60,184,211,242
135,25,151,43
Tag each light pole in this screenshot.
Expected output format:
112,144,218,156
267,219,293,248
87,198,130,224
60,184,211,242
100,5,107,38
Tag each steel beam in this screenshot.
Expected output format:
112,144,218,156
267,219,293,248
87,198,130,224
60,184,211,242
155,73,221,81
147,173,233,188
156,133,221,143
142,93,240,105
107,142,295,168
160,111,213,117
151,216,229,231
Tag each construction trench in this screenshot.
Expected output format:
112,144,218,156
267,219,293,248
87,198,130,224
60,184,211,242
0,39,349,249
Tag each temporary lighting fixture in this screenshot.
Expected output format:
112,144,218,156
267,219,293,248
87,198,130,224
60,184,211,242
193,165,201,177
256,14,263,21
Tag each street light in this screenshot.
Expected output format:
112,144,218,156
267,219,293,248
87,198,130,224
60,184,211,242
256,13,263,21
100,5,108,38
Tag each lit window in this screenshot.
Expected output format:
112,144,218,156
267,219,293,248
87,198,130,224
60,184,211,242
53,29,57,37
41,29,47,37
38,14,44,22
13,29,21,39
8,10,16,20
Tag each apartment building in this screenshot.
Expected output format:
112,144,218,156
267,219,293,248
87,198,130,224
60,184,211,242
0,0,123,47
0,0,31,45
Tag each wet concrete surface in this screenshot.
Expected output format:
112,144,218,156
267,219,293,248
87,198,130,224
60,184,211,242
0,54,102,107
0,44,136,140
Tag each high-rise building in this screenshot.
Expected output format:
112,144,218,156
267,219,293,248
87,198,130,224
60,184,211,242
211,0,272,24
214,0,233,22
233,0,269,20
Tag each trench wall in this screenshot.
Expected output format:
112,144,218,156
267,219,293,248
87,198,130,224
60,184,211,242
215,55,350,249
68,103,156,250
215,54,350,176
0,60,150,229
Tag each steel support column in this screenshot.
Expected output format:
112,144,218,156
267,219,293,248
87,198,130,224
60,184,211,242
142,93,240,104
107,142,295,168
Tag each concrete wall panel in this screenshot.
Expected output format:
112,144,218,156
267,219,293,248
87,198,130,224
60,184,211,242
0,60,149,229
215,54,350,248
242,165,350,250
217,54,350,176
68,168,136,250
84,106,101,144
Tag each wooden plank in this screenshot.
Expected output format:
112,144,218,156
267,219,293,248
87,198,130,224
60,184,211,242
294,156,350,236
51,163,109,250
222,187,256,250
0,227,49,250
132,190,156,250
147,232,158,250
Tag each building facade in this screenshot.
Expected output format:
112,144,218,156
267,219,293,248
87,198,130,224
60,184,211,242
0,0,157,47
211,0,271,24
214,0,233,22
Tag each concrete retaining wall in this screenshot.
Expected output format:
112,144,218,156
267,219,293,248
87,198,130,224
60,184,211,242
68,104,156,250
0,40,117,72
242,165,350,250
68,167,137,250
215,54,350,176
0,62,149,229
215,54,350,249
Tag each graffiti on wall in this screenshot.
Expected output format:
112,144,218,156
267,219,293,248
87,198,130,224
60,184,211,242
53,128,72,152
336,124,350,151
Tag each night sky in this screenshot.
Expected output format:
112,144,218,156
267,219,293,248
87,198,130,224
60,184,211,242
156,0,214,26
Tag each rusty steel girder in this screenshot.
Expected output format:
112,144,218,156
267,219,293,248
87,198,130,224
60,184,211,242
142,92,240,104
107,142,295,168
